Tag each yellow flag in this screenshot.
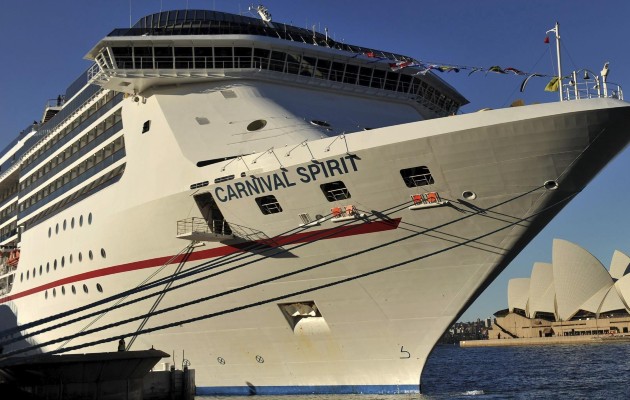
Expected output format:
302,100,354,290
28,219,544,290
545,76,559,92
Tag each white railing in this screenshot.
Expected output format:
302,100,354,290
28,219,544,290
562,69,623,101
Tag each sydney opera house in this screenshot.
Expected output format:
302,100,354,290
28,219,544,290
489,239,630,339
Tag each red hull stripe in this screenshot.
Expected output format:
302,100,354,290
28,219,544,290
0,218,401,304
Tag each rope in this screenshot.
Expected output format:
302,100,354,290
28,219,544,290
0,184,555,357
34,190,577,358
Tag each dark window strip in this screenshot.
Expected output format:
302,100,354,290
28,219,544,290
19,121,123,198
18,149,126,219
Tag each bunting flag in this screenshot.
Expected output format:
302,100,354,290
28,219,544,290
505,67,525,75
544,76,560,92
389,60,420,71
435,65,460,73
466,67,482,76
366,55,564,94
544,36,550,44
487,65,507,74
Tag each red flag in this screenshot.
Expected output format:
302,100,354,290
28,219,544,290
544,36,550,44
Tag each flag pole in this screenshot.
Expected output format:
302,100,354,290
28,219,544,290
553,22,563,101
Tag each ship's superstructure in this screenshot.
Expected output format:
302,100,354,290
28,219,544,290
0,9,629,395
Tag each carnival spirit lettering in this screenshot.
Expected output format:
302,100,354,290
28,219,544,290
214,155,359,202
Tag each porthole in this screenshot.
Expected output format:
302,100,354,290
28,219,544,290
61,286,66,295
70,254,73,263
48,227,51,238
96,283,103,293
71,217,75,229
88,213,92,225
63,220,67,230
79,252,83,262
46,262,50,272
53,288,56,297
27,270,29,279
45,290,48,299
54,260,57,270
462,191,477,200
39,265,42,275
83,284,88,293
61,256,65,267
310,120,331,127
55,223,59,234
20,273,23,282
79,215,83,226
247,119,267,131
71,285,76,294
89,250,93,260
32,268,36,277
101,248,106,258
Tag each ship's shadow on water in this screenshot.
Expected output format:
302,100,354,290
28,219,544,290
0,305,37,356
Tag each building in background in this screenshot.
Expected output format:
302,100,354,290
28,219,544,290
489,239,630,339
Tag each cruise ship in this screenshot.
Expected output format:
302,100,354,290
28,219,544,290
0,8,629,395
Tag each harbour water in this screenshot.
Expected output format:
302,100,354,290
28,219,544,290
197,341,630,399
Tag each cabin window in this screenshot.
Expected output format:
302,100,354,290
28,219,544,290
315,59,330,80
371,69,386,89
286,53,301,75
194,47,213,69
330,62,345,82
300,56,317,77
234,47,252,68
255,195,283,215
269,51,286,72
344,64,359,85
133,46,153,69
112,47,133,69
154,47,173,69
214,47,233,69
253,48,270,69
400,166,435,188
142,120,151,134
320,181,351,202
359,67,373,87
174,47,193,68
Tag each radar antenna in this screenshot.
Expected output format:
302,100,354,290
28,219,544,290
249,4,275,28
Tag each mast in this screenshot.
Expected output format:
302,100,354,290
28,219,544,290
547,22,563,102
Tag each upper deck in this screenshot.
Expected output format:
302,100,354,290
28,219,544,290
85,9,468,119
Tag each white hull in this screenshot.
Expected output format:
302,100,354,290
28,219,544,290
2,78,629,394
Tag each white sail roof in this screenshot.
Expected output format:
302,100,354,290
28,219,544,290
528,262,555,318
613,274,630,310
599,286,627,314
552,239,614,321
609,250,630,280
508,278,530,314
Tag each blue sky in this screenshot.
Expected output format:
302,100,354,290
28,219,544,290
1,1,629,321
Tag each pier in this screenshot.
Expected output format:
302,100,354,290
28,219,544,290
0,349,194,400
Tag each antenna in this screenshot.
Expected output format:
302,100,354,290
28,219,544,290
129,0,132,28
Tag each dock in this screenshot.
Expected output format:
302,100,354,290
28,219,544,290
461,334,630,348
0,348,194,400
